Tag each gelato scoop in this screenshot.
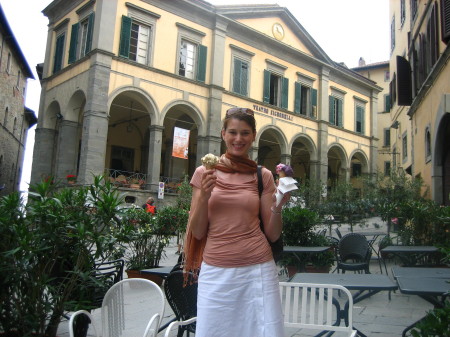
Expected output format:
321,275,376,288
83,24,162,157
201,153,219,169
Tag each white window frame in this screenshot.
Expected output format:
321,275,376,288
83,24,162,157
175,23,205,79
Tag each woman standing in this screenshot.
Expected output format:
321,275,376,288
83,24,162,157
183,107,290,337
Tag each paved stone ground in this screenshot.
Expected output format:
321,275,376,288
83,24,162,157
56,217,435,337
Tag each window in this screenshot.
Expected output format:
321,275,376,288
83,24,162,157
294,82,317,118
402,132,408,161
53,33,65,73
230,45,254,97
179,39,196,79
6,52,11,74
263,70,288,108
411,0,418,21
3,107,8,127
384,128,391,147
13,117,17,135
119,16,153,65
175,23,207,82
384,70,390,82
391,16,395,51
352,163,362,177
400,0,406,26
329,96,343,127
384,161,391,176
425,127,432,162
16,70,20,88
355,104,365,134
232,58,249,96
384,94,391,112
68,12,94,64
443,0,450,43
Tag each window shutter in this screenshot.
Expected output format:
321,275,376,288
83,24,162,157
263,70,270,103
53,35,65,73
385,94,391,112
119,16,132,58
441,0,450,43
396,55,412,106
68,23,79,64
294,82,301,114
196,45,207,82
85,12,95,55
233,58,242,94
337,99,343,127
311,88,317,117
281,77,289,109
356,106,364,134
329,96,335,124
241,62,248,96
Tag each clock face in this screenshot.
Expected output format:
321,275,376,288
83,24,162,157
272,23,285,41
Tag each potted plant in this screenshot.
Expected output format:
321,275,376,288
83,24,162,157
115,207,173,285
0,175,124,337
280,206,334,275
66,174,77,184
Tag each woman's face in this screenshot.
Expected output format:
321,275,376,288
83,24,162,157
221,118,256,157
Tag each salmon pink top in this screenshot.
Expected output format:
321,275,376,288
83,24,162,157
190,165,276,267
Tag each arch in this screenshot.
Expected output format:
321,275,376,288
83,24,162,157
433,107,450,205
161,100,205,136
65,89,86,122
289,133,318,161
43,100,63,129
108,86,159,124
348,149,369,174
255,124,289,154
327,143,348,186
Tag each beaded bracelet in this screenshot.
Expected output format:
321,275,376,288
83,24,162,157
271,207,282,214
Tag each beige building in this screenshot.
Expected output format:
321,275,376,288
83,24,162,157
388,0,450,204
352,59,392,177
31,0,382,205
0,5,37,197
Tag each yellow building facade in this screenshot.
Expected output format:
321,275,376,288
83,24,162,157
31,0,382,204
389,0,450,204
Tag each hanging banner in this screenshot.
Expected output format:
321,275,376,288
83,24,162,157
172,126,190,159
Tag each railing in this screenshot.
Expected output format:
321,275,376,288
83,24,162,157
104,169,186,193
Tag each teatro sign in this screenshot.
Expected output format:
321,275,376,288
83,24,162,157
252,104,293,121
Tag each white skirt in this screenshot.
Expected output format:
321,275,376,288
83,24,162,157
196,260,284,337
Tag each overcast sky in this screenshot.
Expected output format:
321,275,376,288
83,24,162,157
1,0,389,192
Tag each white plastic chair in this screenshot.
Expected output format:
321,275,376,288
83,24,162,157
279,282,357,337
69,278,165,337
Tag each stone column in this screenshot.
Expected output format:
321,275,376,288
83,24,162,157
146,125,164,192
30,128,57,184
318,66,330,122
54,120,80,181
317,121,329,183
77,52,112,185
280,154,291,165
250,146,259,162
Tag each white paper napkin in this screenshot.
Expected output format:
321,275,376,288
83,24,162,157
275,177,298,206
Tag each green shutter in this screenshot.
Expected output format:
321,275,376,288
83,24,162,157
329,96,335,124
281,77,289,109
337,99,343,127
361,107,365,134
241,61,248,96
119,16,132,58
263,70,270,103
385,94,391,112
233,58,242,94
68,23,79,64
294,82,301,114
85,12,95,54
196,44,207,82
53,34,65,73
311,88,317,118
356,106,362,133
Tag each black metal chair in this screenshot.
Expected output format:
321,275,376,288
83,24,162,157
336,233,371,274
164,270,198,337
335,227,343,239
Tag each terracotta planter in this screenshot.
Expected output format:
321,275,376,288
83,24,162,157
129,183,140,189
67,180,76,185
126,269,163,286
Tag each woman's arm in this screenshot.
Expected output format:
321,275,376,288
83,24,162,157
260,178,290,242
188,169,216,240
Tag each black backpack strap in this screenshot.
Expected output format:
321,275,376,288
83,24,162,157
257,165,263,198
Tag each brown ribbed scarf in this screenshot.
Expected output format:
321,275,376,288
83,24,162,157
182,152,257,284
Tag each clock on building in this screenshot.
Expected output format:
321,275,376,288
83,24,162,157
272,23,285,41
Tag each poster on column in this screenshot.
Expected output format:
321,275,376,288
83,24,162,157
172,127,190,159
